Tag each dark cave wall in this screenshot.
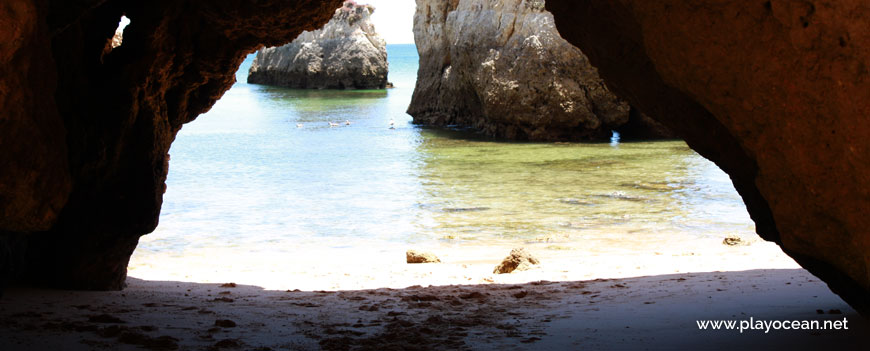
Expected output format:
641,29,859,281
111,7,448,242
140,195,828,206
546,0,870,314
0,0,343,289
0,0,70,233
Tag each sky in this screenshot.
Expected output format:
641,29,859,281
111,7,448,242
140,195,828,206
363,0,416,44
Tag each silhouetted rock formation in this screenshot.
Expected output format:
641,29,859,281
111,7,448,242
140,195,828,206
547,0,870,314
0,0,344,290
248,1,388,89
408,0,672,141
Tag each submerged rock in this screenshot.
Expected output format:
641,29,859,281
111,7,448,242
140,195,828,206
494,248,540,274
406,250,441,264
248,1,388,89
409,0,671,141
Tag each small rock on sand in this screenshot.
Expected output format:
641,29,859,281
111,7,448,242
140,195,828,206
722,235,744,246
406,250,441,263
494,248,540,274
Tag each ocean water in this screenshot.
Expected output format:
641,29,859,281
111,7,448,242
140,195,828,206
131,44,755,260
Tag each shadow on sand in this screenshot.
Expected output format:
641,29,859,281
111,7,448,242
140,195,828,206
0,269,866,350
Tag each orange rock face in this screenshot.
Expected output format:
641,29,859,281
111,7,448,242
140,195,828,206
0,0,71,232
0,0,342,289
547,0,870,314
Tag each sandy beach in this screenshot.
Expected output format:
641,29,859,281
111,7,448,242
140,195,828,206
2,237,867,350
125,233,800,292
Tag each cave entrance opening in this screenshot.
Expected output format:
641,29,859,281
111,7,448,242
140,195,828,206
123,45,801,291
107,15,130,51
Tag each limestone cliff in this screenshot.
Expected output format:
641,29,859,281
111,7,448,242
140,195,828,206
408,0,670,141
0,0,344,290
548,0,870,314
248,1,388,89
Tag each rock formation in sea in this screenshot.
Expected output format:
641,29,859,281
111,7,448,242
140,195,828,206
408,0,671,141
248,1,388,89
1,0,869,316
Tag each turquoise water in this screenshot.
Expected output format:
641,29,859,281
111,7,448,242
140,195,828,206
133,44,754,257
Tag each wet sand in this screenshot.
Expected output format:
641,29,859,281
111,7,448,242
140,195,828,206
1,239,868,350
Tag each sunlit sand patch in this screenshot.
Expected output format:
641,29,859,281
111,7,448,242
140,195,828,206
128,233,800,292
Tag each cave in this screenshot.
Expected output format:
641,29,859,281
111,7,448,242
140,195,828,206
545,0,870,315
0,0,868,347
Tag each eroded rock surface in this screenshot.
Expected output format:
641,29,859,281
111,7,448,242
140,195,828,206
409,0,671,141
406,250,441,264
0,0,344,290
248,1,388,90
494,248,540,274
547,0,870,314
0,0,71,233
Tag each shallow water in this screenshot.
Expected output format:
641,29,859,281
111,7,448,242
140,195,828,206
132,44,755,261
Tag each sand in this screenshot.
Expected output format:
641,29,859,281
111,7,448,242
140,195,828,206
1,237,868,350
125,231,801,291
